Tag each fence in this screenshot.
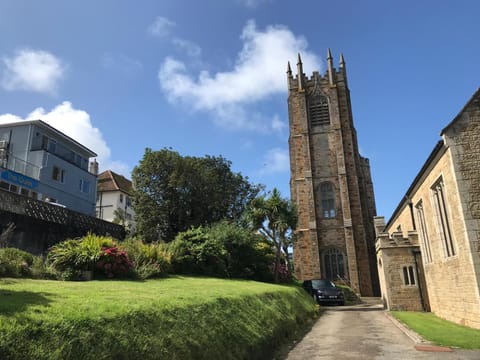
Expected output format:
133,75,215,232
0,188,125,254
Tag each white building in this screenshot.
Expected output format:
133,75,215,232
96,170,136,232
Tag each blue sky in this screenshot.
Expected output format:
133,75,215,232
0,0,478,220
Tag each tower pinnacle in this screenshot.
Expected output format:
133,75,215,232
327,48,334,85
297,53,304,90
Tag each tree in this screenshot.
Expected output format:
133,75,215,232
113,208,126,226
132,148,263,242
245,188,297,283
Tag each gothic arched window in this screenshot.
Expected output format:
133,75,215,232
320,182,336,219
322,248,347,280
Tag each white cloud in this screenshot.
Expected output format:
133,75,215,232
148,16,176,38
0,102,129,176
172,38,202,58
101,53,143,75
158,20,320,131
1,49,65,94
258,148,290,175
271,114,287,133
149,16,202,58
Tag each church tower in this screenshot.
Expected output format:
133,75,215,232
288,50,379,296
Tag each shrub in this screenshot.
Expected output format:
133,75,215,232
0,248,35,277
169,226,228,277
169,222,276,281
95,247,133,278
336,284,360,303
209,221,274,281
274,263,292,283
119,238,171,279
46,234,117,279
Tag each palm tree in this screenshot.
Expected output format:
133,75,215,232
246,188,297,282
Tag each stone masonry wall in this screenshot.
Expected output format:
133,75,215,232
288,62,378,296
387,144,480,329
376,231,424,311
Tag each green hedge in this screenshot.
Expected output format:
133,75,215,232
0,277,317,359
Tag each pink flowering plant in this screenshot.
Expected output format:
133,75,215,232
95,246,133,278
274,263,292,283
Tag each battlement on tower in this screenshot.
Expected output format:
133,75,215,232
287,50,348,92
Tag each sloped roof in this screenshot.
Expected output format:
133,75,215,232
97,170,133,195
441,87,480,135
386,87,480,230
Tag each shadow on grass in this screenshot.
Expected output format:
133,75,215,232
0,289,53,316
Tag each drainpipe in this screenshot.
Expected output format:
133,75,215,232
412,249,425,311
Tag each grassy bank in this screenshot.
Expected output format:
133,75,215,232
0,277,317,359
391,311,480,349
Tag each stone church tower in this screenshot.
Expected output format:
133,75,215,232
288,50,379,296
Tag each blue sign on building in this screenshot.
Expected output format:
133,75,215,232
1,170,39,189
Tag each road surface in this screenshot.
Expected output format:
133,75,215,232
285,298,480,359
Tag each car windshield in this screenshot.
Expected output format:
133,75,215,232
311,280,335,289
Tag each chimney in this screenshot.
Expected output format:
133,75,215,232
89,159,99,175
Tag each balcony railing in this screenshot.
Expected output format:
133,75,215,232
1,153,40,179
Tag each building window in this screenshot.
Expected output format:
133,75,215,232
320,182,336,218
431,178,455,257
415,200,433,263
79,179,90,193
20,188,29,196
0,181,9,190
309,95,330,127
126,196,131,207
403,266,416,286
52,166,65,183
48,139,57,153
120,194,123,203
322,248,346,280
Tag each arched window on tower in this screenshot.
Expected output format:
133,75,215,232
320,182,336,219
308,95,330,127
322,248,347,280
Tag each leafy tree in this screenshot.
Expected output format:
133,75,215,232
245,188,297,283
132,148,262,242
113,208,126,226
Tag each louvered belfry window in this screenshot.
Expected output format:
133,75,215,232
309,95,330,126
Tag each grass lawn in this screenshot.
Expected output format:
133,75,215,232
0,276,317,359
391,311,480,349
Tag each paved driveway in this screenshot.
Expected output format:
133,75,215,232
285,298,480,360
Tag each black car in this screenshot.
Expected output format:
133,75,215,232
302,279,345,306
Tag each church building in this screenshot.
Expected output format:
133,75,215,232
287,50,379,296
376,88,480,329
